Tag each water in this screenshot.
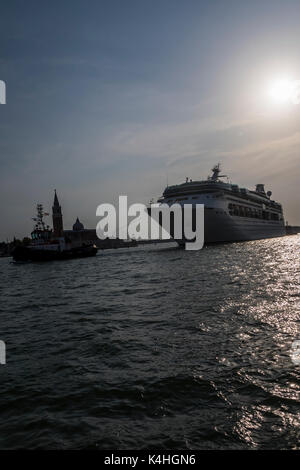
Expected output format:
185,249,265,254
0,236,299,449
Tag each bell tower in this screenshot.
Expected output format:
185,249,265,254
52,190,64,237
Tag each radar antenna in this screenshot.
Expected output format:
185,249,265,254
208,163,227,181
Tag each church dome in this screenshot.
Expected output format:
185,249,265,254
73,217,84,231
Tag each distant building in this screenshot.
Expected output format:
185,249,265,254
64,216,98,247
52,191,137,249
52,190,63,237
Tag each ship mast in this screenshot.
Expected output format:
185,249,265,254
32,204,50,231
209,163,227,181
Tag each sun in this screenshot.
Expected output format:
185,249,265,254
268,79,294,104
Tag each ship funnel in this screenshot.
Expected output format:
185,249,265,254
256,184,265,194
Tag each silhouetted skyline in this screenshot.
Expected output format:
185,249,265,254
1,0,300,239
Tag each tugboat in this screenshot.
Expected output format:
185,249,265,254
12,202,98,262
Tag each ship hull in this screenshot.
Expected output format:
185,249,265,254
12,244,98,262
202,209,285,243
148,207,286,246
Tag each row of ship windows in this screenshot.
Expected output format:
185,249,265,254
166,195,217,203
228,204,280,220
164,200,280,221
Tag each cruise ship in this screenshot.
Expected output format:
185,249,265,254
155,164,285,245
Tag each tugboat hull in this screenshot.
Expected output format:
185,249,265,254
12,244,98,262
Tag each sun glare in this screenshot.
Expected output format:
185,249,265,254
268,79,294,104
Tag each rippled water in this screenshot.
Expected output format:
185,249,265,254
0,236,299,449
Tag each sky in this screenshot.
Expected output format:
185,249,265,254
0,0,300,239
